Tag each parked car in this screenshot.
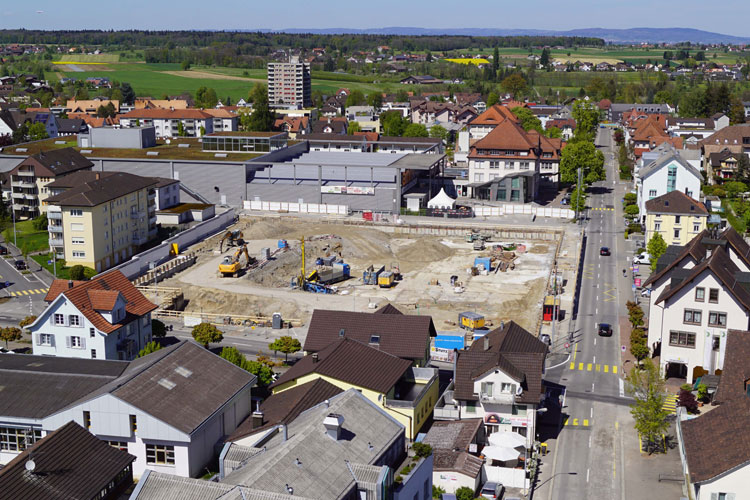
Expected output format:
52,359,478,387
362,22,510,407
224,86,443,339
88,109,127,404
633,252,651,265
480,481,504,499
561,193,571,205
598,323,613,337
14,260,27,270
0,245,7,255
641,288,652,297
599,246,610,256
540,333,552,347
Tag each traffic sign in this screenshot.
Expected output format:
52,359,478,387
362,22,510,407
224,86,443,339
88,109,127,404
564,342,570,349
633,265,639,273
622,345,626,352
632,285,637,292
634,278,642,287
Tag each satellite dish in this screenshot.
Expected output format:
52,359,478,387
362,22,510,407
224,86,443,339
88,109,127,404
25,460,36,472
166,139,171,144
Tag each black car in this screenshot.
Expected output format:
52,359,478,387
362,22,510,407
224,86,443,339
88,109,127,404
14,260,27,270
600,247,611,256
0,245,7,255
598,323,613,336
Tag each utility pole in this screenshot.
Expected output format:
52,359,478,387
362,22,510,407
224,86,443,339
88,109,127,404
575,166,583,225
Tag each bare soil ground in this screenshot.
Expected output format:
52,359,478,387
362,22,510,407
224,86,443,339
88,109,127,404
159,70,265,82
161,217,560,331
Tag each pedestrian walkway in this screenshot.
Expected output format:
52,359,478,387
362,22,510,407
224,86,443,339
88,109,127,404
662,394,678,414
7,288,49,297
568,361,618,374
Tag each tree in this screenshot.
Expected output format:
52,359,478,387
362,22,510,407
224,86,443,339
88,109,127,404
540,48,550,67
31,213,47,230
432,485,446,499
220,346,274,386
626,359,669,454
191,322,224,348
571,100,600,142
195,86,218,108
559,141,605,184
501,73,527,98
28,122,48,141
177,121,186,137
678,387,699,414
624,204,639,218
738,154,750,183
545,126,562,139
245,85,275,132
569,186,586,212
180,60,191,71
380,111,407,136
18,315,37,328
412,442,433,458
0,326,22,348
624,192,637,206
647,233,668,270
138,341,163,357
403,123,429,138
120,82,135,105
724,180,748,199
366,92,383,109
347,121,361,135
429,125,447,142
345,90,365,107
455,486,476,500
511,107,544,134
492,47,499,76
730,98,747,125
268,336,302,363
69,265,86,280
151,319,167,338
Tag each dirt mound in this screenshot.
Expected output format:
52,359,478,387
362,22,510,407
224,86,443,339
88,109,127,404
397,237,453,263
242,219,297,240
181,284,300,319
529,245,549,254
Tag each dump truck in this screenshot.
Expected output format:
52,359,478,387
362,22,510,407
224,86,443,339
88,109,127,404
459,311,485,331
473,240,486,251
363,265,386,285
317,262,351,285
378,271,395,288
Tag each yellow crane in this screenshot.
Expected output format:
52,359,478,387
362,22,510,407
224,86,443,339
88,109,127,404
219,244,253,277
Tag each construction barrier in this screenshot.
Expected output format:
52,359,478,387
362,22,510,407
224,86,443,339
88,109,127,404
244,200,349,215
474,205,575,219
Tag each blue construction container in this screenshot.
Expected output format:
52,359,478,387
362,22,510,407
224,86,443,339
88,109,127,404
277,239,288,249
435,335,465,351
474,257,492,271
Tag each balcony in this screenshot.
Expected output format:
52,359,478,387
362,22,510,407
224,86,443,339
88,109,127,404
132,234,144,244
434,382,461,420
48,211,62,220
11,179,35,188
384,367,438,409
480,391,516,405
48,224,63,233
16,170,35,177
148,191,156,201
49,237,63,247
130,211,145,219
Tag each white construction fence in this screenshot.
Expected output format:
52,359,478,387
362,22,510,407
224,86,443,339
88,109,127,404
474,205,575,219
244,200,349,215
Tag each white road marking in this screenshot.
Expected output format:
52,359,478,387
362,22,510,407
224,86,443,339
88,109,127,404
595,307,598,315
590,407,594,418
592,382,595,392
619,379,625,397
594,338,597,346
589,435,592,447
593,356,596,364
586,468,590,482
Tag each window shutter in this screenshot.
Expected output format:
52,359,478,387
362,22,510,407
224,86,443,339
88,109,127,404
81,337,86,349
50,335,55,348
49,316,53,326
66,336,71,348
35,334,41,346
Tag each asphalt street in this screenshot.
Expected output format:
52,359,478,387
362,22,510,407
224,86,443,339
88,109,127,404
538,127,634,500
0,248,53,318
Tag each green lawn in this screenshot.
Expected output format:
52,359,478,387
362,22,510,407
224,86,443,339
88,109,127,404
3,220,49,254
31,254,71,279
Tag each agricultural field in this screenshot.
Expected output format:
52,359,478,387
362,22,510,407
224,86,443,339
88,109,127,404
57,53,121,63
445,58,490,65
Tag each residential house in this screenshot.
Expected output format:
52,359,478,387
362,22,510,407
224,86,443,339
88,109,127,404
700,124,750,177
66,112,119,129
708,150,748,181
3,108,58,138
677,329,750,500
273,116,310,139
9,148,94,219
667,115,729,140
400,75,443,85
0,421,136,500
269,337,439,439
56,118,88,136
644,229,750,382
28,270,157,360
346,105,380,132
545,118,576,140
0,341,256,478
202,108,238,133
433,321,548,450
423,419,484,494
303,308,437,366
454,92,486,113
44,171,158,270
152,177,180,210
635,151,702,224
131,389,427,500
608,103,672,122
645,190,709,246
118,109,214,138
311,116,348,135
454,104,520,166
66,99,120,115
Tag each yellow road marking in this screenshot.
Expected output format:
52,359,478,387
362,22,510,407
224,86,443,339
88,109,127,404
604,365,609,373
9,291,17,296
570,362,575,370
33,289,43,294
613,366,618,374
572,418,579,426
564,417,569,426
579,362,584,371
596,364,601,372
583,419,589,426
21,290,29,295
587,363,592,371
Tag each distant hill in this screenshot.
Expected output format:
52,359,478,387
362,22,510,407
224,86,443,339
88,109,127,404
265,27,750,44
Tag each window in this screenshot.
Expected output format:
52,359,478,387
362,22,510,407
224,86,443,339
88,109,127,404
708,311,728,327
90,327,95,338
683,309,702,325
69,315,80,327
72,251,86,258
649,189,657,198
512,404,527,415
70,336,82,348
70,209,83,217
130,414,137,434
481,382,494,397
70,223,84,231
696,288,705,302
709,288,719,303
520,161,530,170
654,222,661,231
669,331,696,348
40,333,53,346
107,441,128,452
83,410,91,429
465,401,476,414
501,383,515,393
473,173,484,182
673,229,681,239
674,216,681,224
693,223,701,232
146,444,175,465
369,335,380,345
71,237,84,245
91,349,96,359
54,313,65,325
667,165,677,192
0,427,41,451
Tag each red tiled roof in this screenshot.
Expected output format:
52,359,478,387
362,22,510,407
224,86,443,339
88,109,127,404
120,108,213,120
44,280,86,302
87,289,121,311
469,104,519,126
469,119,539,156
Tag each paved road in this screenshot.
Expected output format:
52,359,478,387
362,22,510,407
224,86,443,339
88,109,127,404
0,248,52,317
539,127,632,500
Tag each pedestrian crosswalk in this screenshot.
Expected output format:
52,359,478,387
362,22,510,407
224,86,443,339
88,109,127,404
7,288,48,297
564,417,591,427
591,207,614,211
568,361,618,374
662,394,678,414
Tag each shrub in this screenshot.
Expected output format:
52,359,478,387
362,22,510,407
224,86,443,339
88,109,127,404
151,319,167,338
678,388,700,414
69,265,85,280
412,442,433,458
697,383,709,402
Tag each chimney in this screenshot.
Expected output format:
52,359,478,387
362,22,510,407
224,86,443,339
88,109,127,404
252,410,264,429
483,336,490,351
323,413,344,441
67,280,74,289
312,353,319,363
281,424,288,442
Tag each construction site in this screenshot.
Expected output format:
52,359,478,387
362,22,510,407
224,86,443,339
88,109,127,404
149,215,580,334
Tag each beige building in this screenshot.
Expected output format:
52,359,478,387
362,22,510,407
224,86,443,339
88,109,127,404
45,171,158,272
644,190,709,247
9,148,94,219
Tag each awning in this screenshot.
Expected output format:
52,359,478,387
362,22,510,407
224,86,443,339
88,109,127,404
482,445,521,462
488,431,527,449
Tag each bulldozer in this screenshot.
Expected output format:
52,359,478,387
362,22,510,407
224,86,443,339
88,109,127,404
219,230,244,253
219,244,254,277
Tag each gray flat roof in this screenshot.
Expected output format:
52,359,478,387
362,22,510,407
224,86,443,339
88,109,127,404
249,150,445,171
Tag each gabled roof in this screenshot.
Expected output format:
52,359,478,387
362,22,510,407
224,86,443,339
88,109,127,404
10,148,94,177
45,171,158,207
120,108,214,120
229,379,343,441
699,124,750,148
373,303,403,315
0,421,135,500
303,309,435,360
42,270,157,334
645,190,708,216
271,338,411,393
713,330,750,404
638,152,701,181
470,118,538,154
468,104,519,126
424,419,484,478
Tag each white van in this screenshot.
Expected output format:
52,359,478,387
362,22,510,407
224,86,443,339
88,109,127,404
633,252,651,265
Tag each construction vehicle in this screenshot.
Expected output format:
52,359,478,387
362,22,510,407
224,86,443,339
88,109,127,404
219,230,244,253
459,312,485,331
317,262,351,285
473,240,485,251
378,271,395,288
390,262,402,281
363,265,386,285
218,244,254,277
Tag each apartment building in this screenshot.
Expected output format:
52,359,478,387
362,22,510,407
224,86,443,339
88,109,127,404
267,59,312,109
44,171,158,271
9,148,94,219
644,228,750,382
28,270,157,360
118,109,214,138
635,151,702,223
644,190,709,246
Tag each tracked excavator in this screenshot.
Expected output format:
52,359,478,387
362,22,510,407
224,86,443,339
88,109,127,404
219,230,244,253
218,244,254,277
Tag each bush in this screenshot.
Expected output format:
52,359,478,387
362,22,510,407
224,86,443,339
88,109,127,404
678,388,700,414
412,442,433,458
697,383,709,402
151,319,167,338
455,487,476,500
69,265,85,280
624,192,637,205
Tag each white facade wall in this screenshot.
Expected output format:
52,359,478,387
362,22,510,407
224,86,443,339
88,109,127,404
648,270,749,382
637,159,701,221
156,182,180,210
468,157,539,186
695,463,750,500
433,470,479,494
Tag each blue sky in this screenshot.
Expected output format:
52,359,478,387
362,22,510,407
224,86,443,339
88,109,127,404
1,0,748,36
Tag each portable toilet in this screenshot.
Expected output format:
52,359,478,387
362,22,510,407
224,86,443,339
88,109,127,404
272,312,282,329
459,311,485,331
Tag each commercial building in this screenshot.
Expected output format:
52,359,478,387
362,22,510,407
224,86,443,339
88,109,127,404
201,131,288,154
0,341,256,478
9,148,94,219
644,190,709,247
77,126,157,149
267,58,312,109
29,270,157,360
44,171,158,271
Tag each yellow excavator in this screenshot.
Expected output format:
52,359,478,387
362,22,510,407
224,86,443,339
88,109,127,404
219,230,244,253
219,244,254,277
